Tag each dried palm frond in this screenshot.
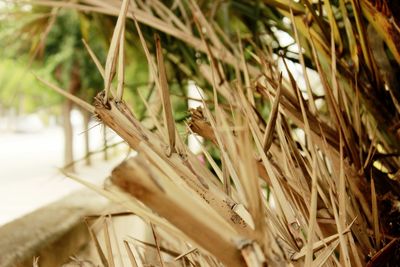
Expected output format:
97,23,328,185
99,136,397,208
28,0,400,266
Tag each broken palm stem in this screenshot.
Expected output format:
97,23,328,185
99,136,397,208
111,157,249,267
93,91,254,239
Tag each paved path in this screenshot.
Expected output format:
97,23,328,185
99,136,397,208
0,122,126,226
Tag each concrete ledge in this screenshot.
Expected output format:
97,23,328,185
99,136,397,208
0,190,109,267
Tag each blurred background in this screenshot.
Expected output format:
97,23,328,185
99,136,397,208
0,1,135,225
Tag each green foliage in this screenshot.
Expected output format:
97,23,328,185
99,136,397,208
1,7,147,113
0,59,61,112
41,10,105,100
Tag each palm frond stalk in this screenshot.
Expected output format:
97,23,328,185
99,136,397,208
14,0,400,266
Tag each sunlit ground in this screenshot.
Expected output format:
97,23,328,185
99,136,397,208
0,110,125,226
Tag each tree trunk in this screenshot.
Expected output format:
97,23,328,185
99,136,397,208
62,98,74,172
82,109,91,166
62,65,81,172
103,125,108,161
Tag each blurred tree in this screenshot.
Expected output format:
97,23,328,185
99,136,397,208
1,4,105,170
1,2,153,169
36,9,107,170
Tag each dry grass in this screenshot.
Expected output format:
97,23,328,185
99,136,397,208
28,0,400,266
